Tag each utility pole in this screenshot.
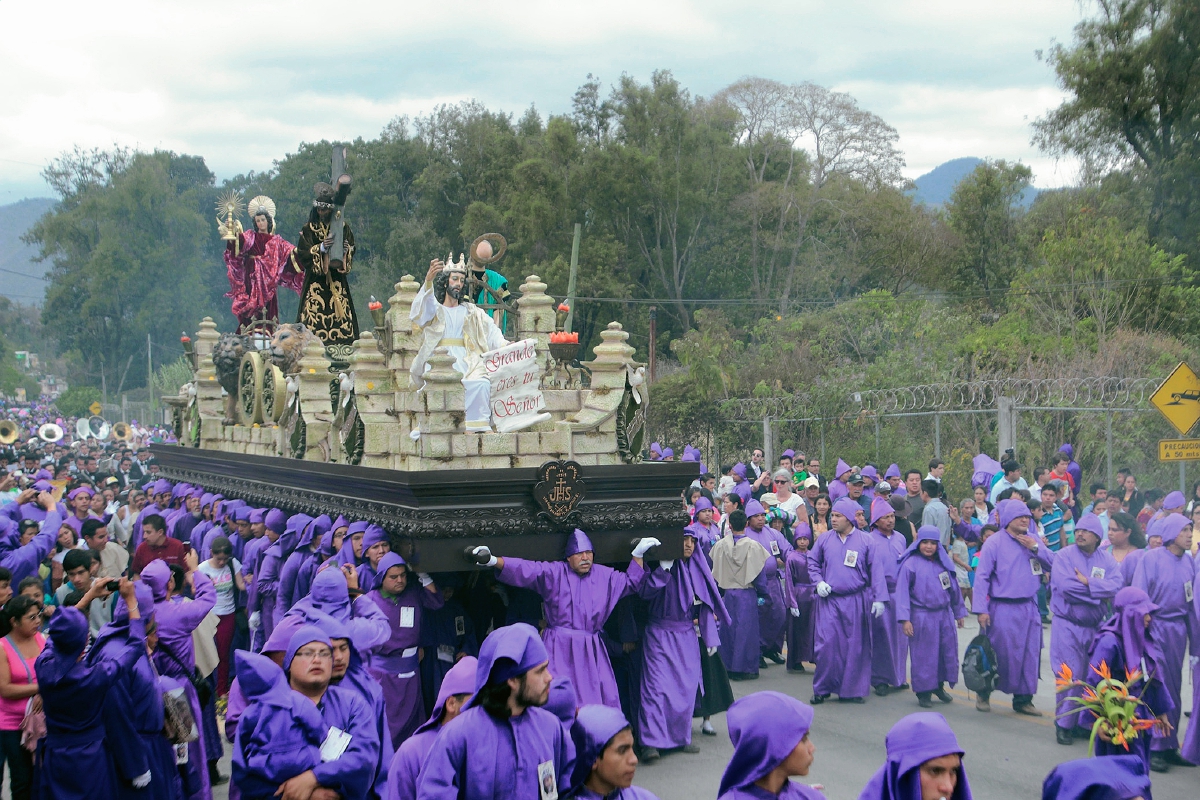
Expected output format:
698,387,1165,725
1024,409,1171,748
147,333,155,419
566,223,581,333
648,306,657,383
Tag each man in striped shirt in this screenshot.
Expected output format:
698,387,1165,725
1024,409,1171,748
1039,485,1068,552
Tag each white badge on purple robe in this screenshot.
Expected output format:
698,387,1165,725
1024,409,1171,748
939,571,951,590
538,760,558,800
770,540,781,556
1090,566,1106,579
843,550,859,568
400,606,415,628
1186,581,1194,603
1030,559,1043,576
175,744,188,765
437,645,456,663
455,615,466,636
321,727,353,762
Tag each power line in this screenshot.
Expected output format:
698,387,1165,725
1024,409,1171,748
0,267,48,282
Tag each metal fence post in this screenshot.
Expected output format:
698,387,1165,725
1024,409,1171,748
998,397,1015,456
1106,412,1114,491
763,416,773,467
820,419,826,465
934,413,941,459
1180,461,1186,494
874,415,880,462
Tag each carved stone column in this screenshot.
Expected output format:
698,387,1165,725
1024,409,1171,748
516,275,555,376
193,318,225,442
296,339,334,461
350,331,396,468
413,347,464,464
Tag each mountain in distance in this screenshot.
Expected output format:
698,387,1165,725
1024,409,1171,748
0,198,55,305
909,157,1040,209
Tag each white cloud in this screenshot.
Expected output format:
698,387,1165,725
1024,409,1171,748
0,0,1086,199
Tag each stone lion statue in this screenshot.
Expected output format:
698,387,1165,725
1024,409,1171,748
270,323,322,375
212,332,251,424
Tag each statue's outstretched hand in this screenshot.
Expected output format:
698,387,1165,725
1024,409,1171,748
426,259,444,285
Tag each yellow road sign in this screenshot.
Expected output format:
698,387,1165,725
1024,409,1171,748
1149,362,1200,436
88,401,103,416
1159,439,1200,461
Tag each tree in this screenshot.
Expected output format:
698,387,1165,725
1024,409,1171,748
943,160,1033,305
54,385,102,418
1033,0,1200,258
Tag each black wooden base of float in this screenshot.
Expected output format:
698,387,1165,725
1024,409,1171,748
150,445,693,571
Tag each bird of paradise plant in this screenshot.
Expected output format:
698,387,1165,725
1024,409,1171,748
1055,661,1157,755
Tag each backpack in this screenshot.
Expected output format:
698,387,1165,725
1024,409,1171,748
961,633,998,693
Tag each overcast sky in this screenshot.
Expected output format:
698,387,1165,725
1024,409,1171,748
0,0,1083,203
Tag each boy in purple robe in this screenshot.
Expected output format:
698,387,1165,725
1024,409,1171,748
35,589,146,800
867,497,908,696
365,552,444,747
971,498,1055,715
717,691,824,800
276,514,331,617
385,655,477,800
1131,513,1195,770
418,623,575,800
807,497,887,703
252,513,305,646
711,510,768,679
687,497,722,557
275,626,381,800
471,530,657,708
1048,512,1123,745
356,524,391,592
569,705,660,799
246,508,287,649
1085,587,1174,776
231,650,325,800
827,459,852,502
744,499,790,666
857,712,971,800
785,524,816,672
636,527,730,760
895,526,967,707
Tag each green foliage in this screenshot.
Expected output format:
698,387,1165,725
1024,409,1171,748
150,356,195,398
942,160,1033,305
54,385,101,418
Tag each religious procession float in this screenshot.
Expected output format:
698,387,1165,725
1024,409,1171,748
155,147,689,570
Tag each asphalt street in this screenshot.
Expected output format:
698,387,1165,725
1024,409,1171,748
207,617,1197,800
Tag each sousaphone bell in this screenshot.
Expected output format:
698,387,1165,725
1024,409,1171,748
37,423,64,443
0,421,19,445
112,422,133,442
76,416,110,440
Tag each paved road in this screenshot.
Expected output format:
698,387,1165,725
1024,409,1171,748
210,618,1196,800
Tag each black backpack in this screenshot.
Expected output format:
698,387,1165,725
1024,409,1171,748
961,633,998,693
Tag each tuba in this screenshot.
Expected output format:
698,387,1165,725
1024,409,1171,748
38,423,64,443
0,421,19,445
112,421,133,442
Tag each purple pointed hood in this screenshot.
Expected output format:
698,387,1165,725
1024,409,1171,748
336,521,368,566
781,448,795,460
832,497,862,525
971,454,1002,488
48,605,90,656
564,529,593,558
719,691,814,796
744,499,766,518
900,525,956,572
414,655,479,736
1041,754,1148,800
569,705,632,793
997,498,1032,530
835,458,852,479
858,712,971,800
693,496,714,514
332,515,349,532
732,482,752,504
466,623,549,708
545,676,577,727
870,496,895,527
142,559,172,601
362,524,388,552
296,514,331,549
284,625,332,672
265,508,287,535
1074,513,1105,540
732,462,747,480
1157,513,1190,544
1163,490,1186,510
113,582,155,623
1096,586,1164,685
372,552,408,590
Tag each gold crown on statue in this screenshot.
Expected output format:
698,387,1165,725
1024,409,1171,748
441,253,468,275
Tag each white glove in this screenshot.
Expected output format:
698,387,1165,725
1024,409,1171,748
418,572,434,588
632,537,661,558
1191,656,1199,670
132,771,152,789
707,646,718,657
790,607,800,618
472,546,499,568
247,611,261,631
659,559,675,571
816,581,832,598
871,601,886,618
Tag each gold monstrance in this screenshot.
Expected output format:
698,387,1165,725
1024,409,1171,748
215,190,245,243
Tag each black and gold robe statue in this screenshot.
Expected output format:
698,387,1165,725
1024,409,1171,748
294,209,360,362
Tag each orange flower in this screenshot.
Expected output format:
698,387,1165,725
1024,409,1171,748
1125,668,1142,684
1081,686,1099,703
1096,661,1111,681
1055,663,1075,691
1131,718,1155,732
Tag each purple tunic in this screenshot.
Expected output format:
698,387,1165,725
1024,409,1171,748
895,553,967,694
1,509,60,585
971,532,1054,696
807,529,887,698
784,549,816,668
497,558,646,708
1088,632,1174,772
1047,544,1122,729
1182,556,1200,764
367,583,445,748
745,525,790,652
573,788,660,800
1132,547,1195,751
312,685,382,800
868,530,907,688
719,785,826,800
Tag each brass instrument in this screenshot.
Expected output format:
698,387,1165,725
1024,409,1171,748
112,421,133,441
0,420,19,445
37,423,64,443
76,416,110,441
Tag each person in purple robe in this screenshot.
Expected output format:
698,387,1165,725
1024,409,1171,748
143,556,218,798
365,551,444,747
385,655,477,800
867,496,908,696
1182,551,1200,766
807,497,888,704
251,512,305,648
276,514,331,617
418,623,574,800
0,491,59,586
336,520,369,568
827,459,853,503
687,497,722,557
2,483,66,525
268,565,390,665
785,523,816,673
744,499,790,666
1041,755,1150,800
568,705,660,799
1131,513,1195,770
246,508,287,650
470,530,657,708
1058,443,1083,502
356,524,392,592
1049,512,1124,745
1083,586,1174,776
418,572,478,714
89,582,182,800
857,712,970,800
710,510,767,680
636,526,730,761
272,626,381,800
895,526,967,708
35,587,146,800
231,650,325,800
717,691,824,800
971,498,1055,715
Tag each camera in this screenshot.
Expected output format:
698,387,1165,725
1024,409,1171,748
105,580,120,592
